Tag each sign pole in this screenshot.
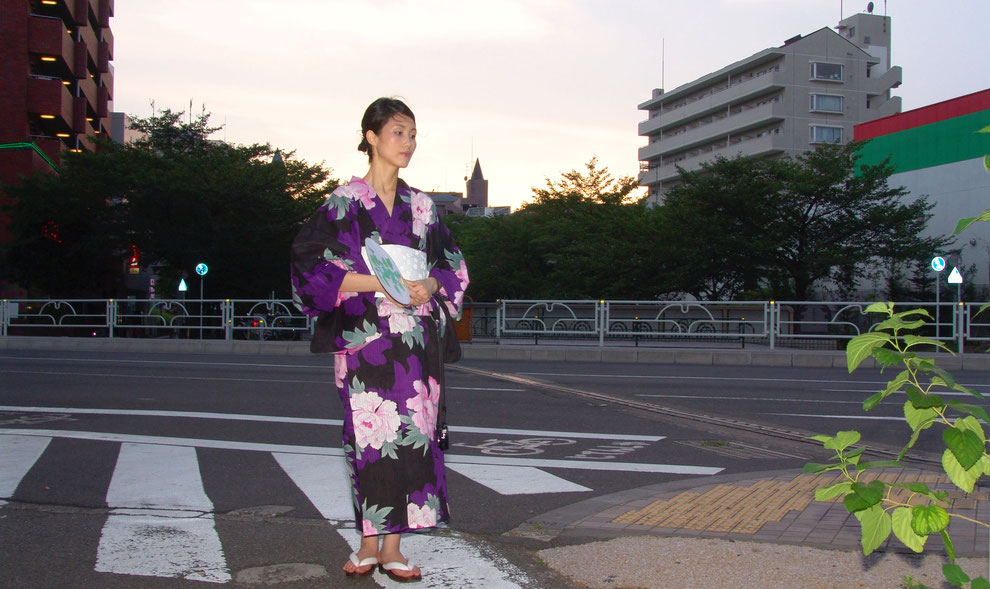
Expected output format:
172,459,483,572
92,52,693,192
195,263,209,340
932,257,945,342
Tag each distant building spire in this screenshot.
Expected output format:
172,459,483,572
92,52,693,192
470,159,484,180
464,158,489,210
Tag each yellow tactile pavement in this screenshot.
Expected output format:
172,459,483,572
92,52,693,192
611,471,988,534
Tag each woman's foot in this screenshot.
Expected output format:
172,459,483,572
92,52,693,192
343,549,378,576
377,550,421,582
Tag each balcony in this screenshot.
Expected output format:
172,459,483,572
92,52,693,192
865,65,902,96
28,15,75,70
27,76,76,126
639,70,786,136
639,101,786,161
98,0,114,28
639,134,784,186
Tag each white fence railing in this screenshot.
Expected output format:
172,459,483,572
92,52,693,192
0,298,983,350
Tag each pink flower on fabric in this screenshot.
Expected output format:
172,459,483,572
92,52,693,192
362,518,377,536
388,311,417,335
406,502,437,529
406,377,439,437
455,259,469,291
344,180,377,210
333,354,348,388
411,192,433,237
329,259,357,306
350,391,400,450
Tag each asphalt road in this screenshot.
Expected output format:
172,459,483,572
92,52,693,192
2,348,988,587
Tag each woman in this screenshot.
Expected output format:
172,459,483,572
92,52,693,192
290,97,469,582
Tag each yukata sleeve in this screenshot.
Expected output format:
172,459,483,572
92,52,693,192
290,191,364,317
425,203,469,320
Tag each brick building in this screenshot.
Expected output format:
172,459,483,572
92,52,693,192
0,0,114,189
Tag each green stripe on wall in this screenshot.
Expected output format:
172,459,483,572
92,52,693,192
857,109,990,174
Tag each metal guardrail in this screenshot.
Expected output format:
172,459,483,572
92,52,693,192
1,298,986,350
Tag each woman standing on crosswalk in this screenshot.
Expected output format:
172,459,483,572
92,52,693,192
290,97,469,582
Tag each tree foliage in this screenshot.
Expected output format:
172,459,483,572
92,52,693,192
1,108,336,298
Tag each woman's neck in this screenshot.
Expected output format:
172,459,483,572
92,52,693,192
363,163,400,208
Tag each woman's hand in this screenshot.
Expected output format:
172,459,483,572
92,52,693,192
403,278,438,307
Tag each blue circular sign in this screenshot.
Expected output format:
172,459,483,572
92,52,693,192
931,257,946,272
195,263,209,276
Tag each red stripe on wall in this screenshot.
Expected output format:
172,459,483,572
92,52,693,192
855,88,990,141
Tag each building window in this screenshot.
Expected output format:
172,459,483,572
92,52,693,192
810,125,843,144
810,94,844,113
848,27,856,38
811,62,844,82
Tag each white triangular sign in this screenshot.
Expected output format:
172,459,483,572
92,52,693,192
947,267,963,284
178,278,188,292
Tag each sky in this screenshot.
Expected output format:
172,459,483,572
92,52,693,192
109,0,990,210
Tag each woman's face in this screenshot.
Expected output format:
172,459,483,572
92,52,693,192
368,114,417,169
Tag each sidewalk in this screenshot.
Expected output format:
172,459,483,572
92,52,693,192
526,467,990,588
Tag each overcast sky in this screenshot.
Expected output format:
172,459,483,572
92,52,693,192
109,0,990,209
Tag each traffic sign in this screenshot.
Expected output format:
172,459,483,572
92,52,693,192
948,267,963,284
178,279,188,292
931,256,946,272
195,263,209,276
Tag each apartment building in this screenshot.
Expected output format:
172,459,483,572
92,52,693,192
0,0,114,187
638,12,901,204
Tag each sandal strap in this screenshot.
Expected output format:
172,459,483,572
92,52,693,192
349,552,379,567
380,560,417,572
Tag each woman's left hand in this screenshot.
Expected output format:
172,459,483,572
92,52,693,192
403,278,437,307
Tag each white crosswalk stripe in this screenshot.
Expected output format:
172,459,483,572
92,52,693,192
0,428,723,586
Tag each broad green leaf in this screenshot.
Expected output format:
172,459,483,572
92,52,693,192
979,301,990,317
896,308,933,320
874,316,926,333
910,504,950,535
844,480,884,512
955,212,990,235
944,427,985,470
864,302,894,314
903,334,953,353
943,563,970,586
803,462,843,474
853,503,892,555
846,447,866,466
904,401,939,431
942,448,983,493
810,434,834,444
827,430,861,451
941,529,956,563
847,332,892,372
862,391,885,411
954,416,987,442
814,481,852,501
905,385,945,409
891,507,927,552
932,367,959,389
872,347,905,367
858,459,903,470
971,576,990,589
900,428,924,460
891,481,933,495
947,401,990,424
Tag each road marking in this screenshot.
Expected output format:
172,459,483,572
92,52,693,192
765,413,903,421
0,429,721,475
447,464,591,495
337,528,532,588
0,356,328,370
519,371,990,389
449,386,524,392
0,369,327,384
0,406,663,441
273,453,353,521
636,394,864,404
0,434,51,506
96,443,230,583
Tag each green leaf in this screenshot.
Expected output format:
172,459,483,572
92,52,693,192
891,507,927,552
847,332,892,372
941,529,956,563
826,430,862,451
875,316,926,333
943,563,969,586
911,504,950,535
944,427,985,470
904,401,939,431
862,391,885,411
844,480,884,512
905,385,945,409
955,211,990,235
853,503,892,555
864,302,894,314
971,576,990,589
955,416,987,442
891,481,933,495
872,347,905,367
942,448,983,493
904,334,953,353
810,434,834,444
815,481,853,501
948,402,990,425
803,462,843,474
857,459,902,470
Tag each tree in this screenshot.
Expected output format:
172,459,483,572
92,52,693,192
659,143,952,301
1,108,336,298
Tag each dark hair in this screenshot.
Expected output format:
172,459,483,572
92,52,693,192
358,97,416,162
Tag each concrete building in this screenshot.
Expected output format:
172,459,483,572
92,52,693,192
855,89,990,292
0,0,115,185
638,11,901,204
464,159,489,210
426,191,464,218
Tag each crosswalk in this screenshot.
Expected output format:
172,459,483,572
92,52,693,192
0,423,724,587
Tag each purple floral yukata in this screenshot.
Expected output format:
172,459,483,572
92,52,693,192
290,177,468,536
